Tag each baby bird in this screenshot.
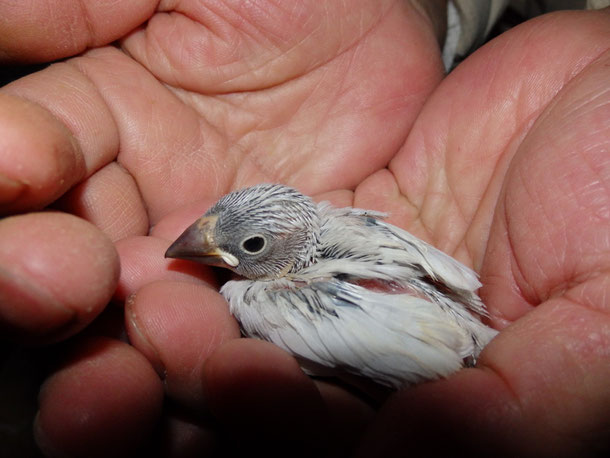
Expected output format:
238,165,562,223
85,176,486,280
165,184,497,389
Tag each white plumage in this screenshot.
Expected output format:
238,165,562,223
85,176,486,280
166,184,497,389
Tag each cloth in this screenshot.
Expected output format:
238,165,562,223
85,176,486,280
443,0,610,70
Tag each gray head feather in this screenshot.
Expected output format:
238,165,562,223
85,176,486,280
207,184,319,279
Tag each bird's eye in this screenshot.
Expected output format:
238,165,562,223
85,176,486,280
241,235,266,254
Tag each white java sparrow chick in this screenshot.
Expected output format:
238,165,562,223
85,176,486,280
165,184,498,389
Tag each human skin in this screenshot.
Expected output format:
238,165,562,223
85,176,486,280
1,1,609,456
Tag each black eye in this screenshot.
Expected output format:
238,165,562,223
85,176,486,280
241,235,266,254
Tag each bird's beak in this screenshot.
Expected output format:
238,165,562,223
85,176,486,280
164,215,239,269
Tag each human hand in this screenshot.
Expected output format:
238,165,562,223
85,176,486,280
1,1,608,457
136,7,610,457
355,9,610,456
1,0,444,456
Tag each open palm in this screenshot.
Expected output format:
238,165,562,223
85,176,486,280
1,2,609,456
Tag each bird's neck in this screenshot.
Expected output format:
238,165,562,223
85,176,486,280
288,210,321,274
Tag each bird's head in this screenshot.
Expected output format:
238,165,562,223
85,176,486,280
165,184,320,280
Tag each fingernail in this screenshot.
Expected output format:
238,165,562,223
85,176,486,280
125,293,167,379
0,172,26,206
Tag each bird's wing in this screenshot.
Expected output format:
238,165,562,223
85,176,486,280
221,277,473,388
311,204,488,316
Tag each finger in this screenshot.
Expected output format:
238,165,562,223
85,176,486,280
358,290,610,457
481,44,610,325
122,0,443,93
0,0,156,63
66,46,227,224
55,162,149,242
313,189,355,208
0,93,84,214
356,368,520,457
0,212,119,344
114,236,218,301
119,1,445,203
380,9,610,266
315,380,376,456
149,197,220,241
125,280,240,408
359,11,605,457
1,60,120,213
35,337,163,458
202,338,330,455
145,402,218,457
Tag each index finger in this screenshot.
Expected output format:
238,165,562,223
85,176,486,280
0,0,156,63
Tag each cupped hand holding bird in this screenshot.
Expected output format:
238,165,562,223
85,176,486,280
1,1,609,456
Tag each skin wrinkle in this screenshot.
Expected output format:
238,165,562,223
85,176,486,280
417,162,462,251
463,165,510,269
235,143,281,187
152,14,179,74
561,81,610,117
387,174,426,234
193,323,225,380
382,167,421,217
167,64,323,184
176,3,237,43
217,1,288,46
160,6,279,89
515,197,547,303
428,29,610,270
76,49,219,223
441,161,470,248
174,16,197,83
171,1,391,95
478,364,524,427
100,191,143,236
537,203,573,300
241,1,303,45
416,181,445,243
502,194,537,310
112,160,151,233
521,33,610,135
126,294,167,378
387,176,432,241
576,146,610,214
294,66,353,179
76,0,96,49
552,203,571,293
63,57,121,171
601,276,609,312
440,76,516,256
163,115,214,179
568,272,610,313
224,64,344,188
133,13,187,89
134,1,421,201
463,109,552,273
193,119,236,197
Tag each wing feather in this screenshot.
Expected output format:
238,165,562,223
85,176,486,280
312,203,489,317
222,278,476,388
